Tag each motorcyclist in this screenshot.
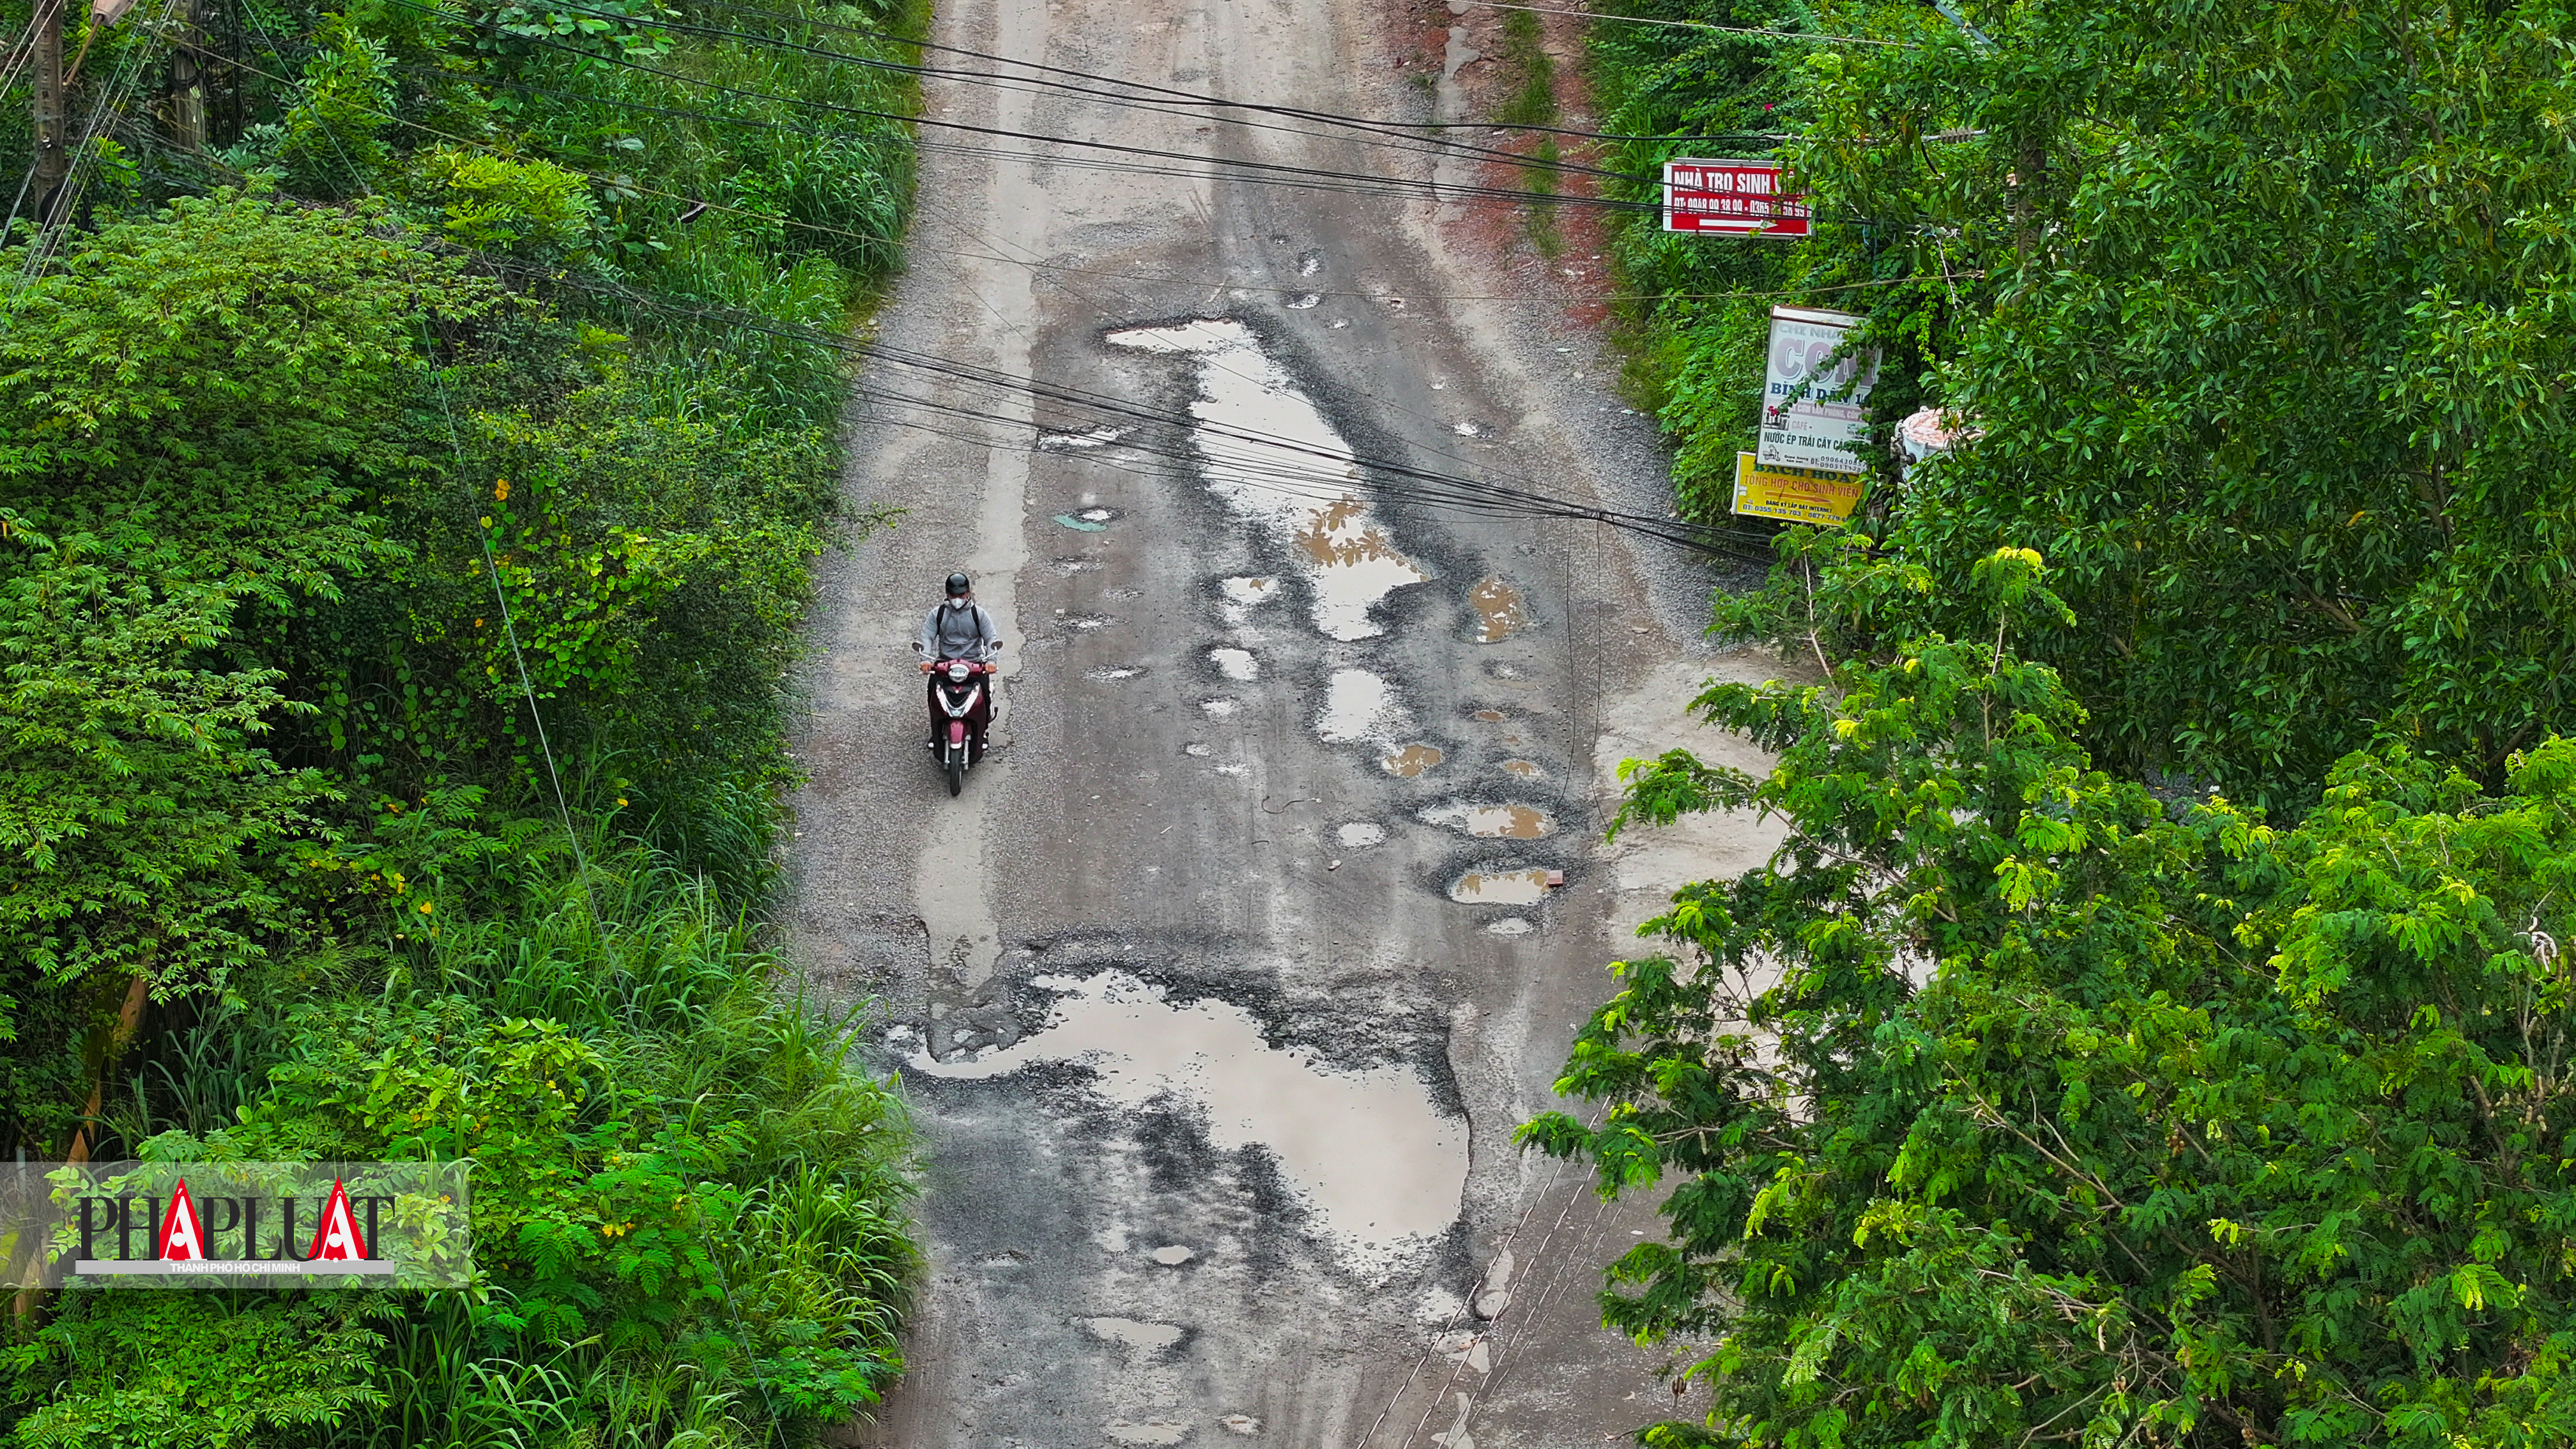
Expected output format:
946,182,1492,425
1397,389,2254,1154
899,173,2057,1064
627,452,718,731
917,572,1002,749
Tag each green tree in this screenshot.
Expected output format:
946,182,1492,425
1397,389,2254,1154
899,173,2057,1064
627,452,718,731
0,191,484,1024
1528,553,2576,1447
1701,0,2576,806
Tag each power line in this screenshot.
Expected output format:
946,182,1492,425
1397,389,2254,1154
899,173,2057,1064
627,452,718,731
377,0,1656,200
691,0,1753,157
468,258,1775,560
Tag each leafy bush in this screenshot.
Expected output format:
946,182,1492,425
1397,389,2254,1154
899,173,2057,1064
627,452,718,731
0,0,926,1439
1531,555,2576,1447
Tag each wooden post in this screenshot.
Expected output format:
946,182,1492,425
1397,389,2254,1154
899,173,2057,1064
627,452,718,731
171,0,206,151
31,0,69,223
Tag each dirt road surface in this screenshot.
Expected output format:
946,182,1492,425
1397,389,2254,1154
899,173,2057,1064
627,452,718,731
786,0,1783,1442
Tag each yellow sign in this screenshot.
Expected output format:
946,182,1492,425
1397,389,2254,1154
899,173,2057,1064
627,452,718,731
1731,452,1863,525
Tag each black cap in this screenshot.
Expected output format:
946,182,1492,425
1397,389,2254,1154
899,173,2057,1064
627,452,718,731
946,572,972,597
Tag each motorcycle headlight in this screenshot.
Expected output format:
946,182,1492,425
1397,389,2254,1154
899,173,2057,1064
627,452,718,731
946,661,971,681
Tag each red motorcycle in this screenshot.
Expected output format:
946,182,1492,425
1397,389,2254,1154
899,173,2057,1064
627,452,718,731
921,656,998,796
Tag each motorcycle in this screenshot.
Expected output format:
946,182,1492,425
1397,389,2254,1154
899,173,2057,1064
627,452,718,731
920,652,999,796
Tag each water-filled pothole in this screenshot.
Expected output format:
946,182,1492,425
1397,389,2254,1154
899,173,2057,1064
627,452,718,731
1105,319,1429,641
1499,758,1544,779
1468,576,1530,643
1448,867,1552,905
1317,668,1404,743
1422,802,1555,839
1210,647,1258,681
1337,822,1388,848
1380,744,1445,778
911,971,1467,1266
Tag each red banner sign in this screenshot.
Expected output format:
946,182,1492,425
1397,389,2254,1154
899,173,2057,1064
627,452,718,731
1662,159,1811,238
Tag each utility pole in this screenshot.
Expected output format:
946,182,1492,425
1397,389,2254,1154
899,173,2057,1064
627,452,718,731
31,0,70,225
169,0,205,151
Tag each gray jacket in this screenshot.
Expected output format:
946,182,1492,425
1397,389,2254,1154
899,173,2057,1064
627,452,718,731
919,599,1002,661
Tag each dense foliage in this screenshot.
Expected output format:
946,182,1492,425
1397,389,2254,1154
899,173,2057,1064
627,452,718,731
1530,558,2576,1446
0,0,925,1439
1588,0,2576,806
1554,2,2576,1445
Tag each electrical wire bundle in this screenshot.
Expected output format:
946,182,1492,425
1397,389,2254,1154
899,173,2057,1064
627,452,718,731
1,0,1890,563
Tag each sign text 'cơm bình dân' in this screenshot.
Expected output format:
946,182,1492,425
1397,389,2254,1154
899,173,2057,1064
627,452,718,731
1759,305,1879,473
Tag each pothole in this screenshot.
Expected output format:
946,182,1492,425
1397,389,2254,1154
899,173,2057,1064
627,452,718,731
1485,917,1534,937
1038,426,1126,450
1201,698,1239,717
1087,666,1146,680
1472,709,1505,722
1381,744,1445,778
1317,668,1406,743
1337,822,1388,848
1210,647,1259,681
1105,319,1429,641
1085,1317,1184,1351
1499,758,1545,779
1421,802,1555,839
1448,867,1552,905
1059,616,1112,630
1468,576,1531,643
912,971,1468,1267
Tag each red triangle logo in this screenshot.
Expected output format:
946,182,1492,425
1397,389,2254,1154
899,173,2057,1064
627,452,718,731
306,1180,369,1262
155,1179,207,1262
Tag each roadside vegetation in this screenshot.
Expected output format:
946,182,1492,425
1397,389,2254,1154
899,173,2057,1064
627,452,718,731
1543,2,2576,1445
0,0,922,1441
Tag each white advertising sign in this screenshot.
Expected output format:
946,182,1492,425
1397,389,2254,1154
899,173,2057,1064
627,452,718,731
1758,305,1879,472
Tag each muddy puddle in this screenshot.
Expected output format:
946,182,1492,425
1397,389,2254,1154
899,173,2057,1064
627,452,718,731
1421,802,1556,839
1218,576,1276,625
1468,576,1530,643
1381,744,1444,778
1499,758,1544,779
1448,867,1552,905
911,971,1468,1266
1316,668,1406,743
1105,319,1428,641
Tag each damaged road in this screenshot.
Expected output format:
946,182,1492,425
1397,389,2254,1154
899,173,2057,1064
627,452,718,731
786,0,1784,1443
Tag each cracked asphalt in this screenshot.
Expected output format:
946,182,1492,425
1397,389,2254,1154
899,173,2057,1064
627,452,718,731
784,0,1786,1441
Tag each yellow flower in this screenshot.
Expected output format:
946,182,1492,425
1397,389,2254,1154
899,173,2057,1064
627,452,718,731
418,901,434,915
494,478,512,502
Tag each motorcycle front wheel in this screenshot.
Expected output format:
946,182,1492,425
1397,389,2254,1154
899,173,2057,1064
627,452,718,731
947,755,963,797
